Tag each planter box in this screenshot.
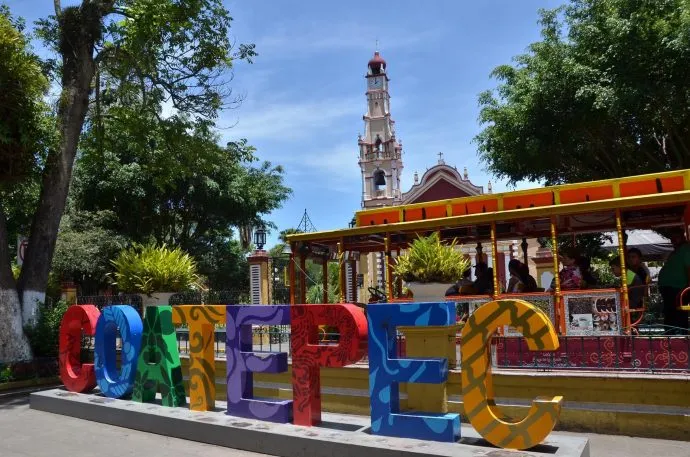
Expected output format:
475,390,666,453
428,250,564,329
406,282,455,302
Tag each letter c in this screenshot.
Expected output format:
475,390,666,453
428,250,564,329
461,299,562,450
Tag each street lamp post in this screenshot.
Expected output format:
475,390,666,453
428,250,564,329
254,226,267,251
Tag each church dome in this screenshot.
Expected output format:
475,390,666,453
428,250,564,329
368,51,386,74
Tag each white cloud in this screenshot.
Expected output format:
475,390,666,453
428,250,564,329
221,97,361,141
278,141,360,193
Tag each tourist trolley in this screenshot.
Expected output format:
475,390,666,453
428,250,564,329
286,169,690,337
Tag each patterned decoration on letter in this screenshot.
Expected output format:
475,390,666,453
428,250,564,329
462,299,562,450
171,305,225,411
367,302,460,442
59,305,101,392
226,305,292,422
290,304,367,426
132,306,186,407
94,305,143,398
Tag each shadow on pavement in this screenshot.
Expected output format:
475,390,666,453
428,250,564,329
0,395,29,411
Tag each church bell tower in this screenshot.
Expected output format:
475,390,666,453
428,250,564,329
358,51,404,208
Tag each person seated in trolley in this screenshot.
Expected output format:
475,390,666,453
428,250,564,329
506,259,538,293
576,255,599,288
447,263,494,296
444,268,474,296
547,247,583,292
626,247,651,284
609,256,644,310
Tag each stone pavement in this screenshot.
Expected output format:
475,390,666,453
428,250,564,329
0,396,269,457
0,395,687,457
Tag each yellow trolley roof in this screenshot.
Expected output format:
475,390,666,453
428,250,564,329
288,169,690,252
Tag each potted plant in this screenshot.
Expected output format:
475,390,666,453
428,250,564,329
109,243,202,311
393,233,470,302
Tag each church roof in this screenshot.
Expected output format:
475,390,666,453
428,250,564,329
401,163,483,204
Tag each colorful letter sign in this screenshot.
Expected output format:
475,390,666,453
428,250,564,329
171,305,225,411
226,305,292,422
367,302,460,442
462,299,563,450
94,305,143,398
57,301,562,450
290,304,367,426
59,304,100,393
132,306,186,407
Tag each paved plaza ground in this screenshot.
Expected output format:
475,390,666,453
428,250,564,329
0,394,687,457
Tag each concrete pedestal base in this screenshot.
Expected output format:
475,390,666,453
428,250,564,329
30,389,589,457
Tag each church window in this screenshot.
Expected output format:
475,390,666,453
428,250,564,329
375,136,382,152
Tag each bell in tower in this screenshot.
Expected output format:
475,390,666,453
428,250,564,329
373,169,386,187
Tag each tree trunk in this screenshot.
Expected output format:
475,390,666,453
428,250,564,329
17,3,104,326
0,210,32,361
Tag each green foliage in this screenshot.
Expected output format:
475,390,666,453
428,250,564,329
110,243,201,294
194,238,249,290
24,300,68,358
0,365,11,383
539,234,612,262
305,264,341,304
52,210,129,288
0,7,51,182
393,233,471,283
592,259,618,289
476,0,690,185
71,114,290,275
0,6,56,270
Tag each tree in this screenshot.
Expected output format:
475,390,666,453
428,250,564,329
51,210,129,294
0,0,256,361
72,117,290,249
0,8,52,359
475,0,690,186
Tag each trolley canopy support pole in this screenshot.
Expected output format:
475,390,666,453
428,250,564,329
385,233,394,301
550,217,564,334
490,222,500,297
338,240,345,303
616,209,631,331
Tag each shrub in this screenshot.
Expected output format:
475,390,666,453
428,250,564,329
109,243,201,295
393,233,471,283
24,300,69,358
0,365,12,383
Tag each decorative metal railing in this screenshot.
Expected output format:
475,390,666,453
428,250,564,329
169,289,250,306
494,334,690,372
172,326,689,373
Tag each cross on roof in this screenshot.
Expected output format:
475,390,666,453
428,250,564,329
437,151,445,164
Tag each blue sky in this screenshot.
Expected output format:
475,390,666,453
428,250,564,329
6,0,562,248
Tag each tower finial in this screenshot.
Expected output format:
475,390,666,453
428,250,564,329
375,38,379,52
